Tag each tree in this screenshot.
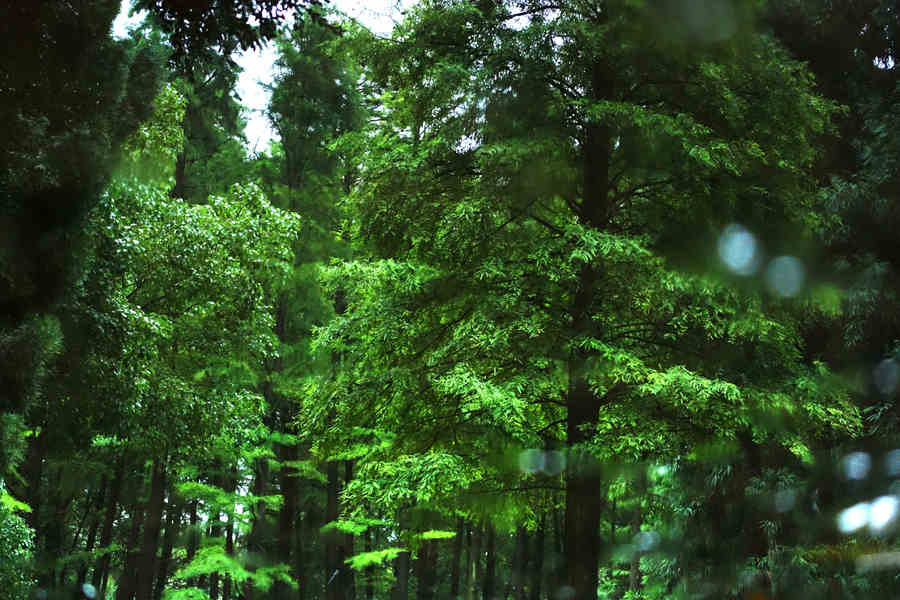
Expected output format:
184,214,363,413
317,1,855,598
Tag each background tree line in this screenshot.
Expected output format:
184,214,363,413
2,1,900,599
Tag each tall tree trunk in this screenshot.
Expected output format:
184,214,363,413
392,550,410,600
154,498,180,600
363,524,374,600
483,525,496,600
136,459,166,600
76,475,107,583
275,436,299,600
510,526,526,600
223,467,237,600
415,539,437,600
344,460,355,600
463,524,474,600
450,517,464,598
470,524,482,600
186,500,200,588
244,452,270,600
529,514,544,600
94,455,125,597
116,490,146,600
23,428,47,533
326,459,341,600
564,30,616,594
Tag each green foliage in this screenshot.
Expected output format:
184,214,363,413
0,483,34,600
172,545,296,592
344,547,406,572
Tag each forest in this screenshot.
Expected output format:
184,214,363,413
1,0,900,598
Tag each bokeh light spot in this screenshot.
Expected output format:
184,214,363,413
774,488,797,513
633,530,661,552
838,502,869,533
873,359,900,396
519,449,544,474
765,256,805,297
886,449,900,477
869,496,899,533
842,451,872,480
718,224,760,276
543,451,566,475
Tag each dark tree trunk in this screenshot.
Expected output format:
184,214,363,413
326,459,341,600
364,524,374,600
529,514,544,600
483,525,496,600
154,498,180,600
223,468,236,600
77,475,107,583
23,428,47,533
450,517,464,598
392,550,410,600
415,539,438,600
344,460,356,600
275,437,299,600
186,500,200,588
471,524,483,600
115,491,146,600
244,444,270,599
510,526,526,600
94,455,125,597
136,459,166,600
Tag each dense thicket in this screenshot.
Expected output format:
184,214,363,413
2,1,900,599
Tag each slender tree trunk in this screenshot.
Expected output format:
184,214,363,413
276,437,299,600
186,500,200,588
116,491,146,600
483,525,496,600
23,428,47,533
136,459,166,600
510,526,526,600
244,452,270,599
392,550,410,600
77,475,107,583
470,524,482,600
364,524,374,600
326,459,341,600
344,460,356,600
223,468,237,600
154,498,180,600
94,455,125,597
463,524,474,600
450,517,464,598
530,514,544,600
416,539,438,600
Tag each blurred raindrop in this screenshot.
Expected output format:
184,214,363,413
554,586,576,600
543,450,566,475
718,224,760,276
655,464,670,477
519,449,545,474
765,256,805,297
885,449,900,477
873,359,900,396
841,451,872,480
869,495,899,534
35,590,48,600
633,530,661,552
82,584,98,599
775,488,797,513
837,502,869,534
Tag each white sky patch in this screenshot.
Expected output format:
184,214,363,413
113,0,415,152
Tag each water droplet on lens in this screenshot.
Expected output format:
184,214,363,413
765,255,805,297
519,449,545,474
543,451,566,475
82,584,98,599
633,530,660,551
775,488,797,513
718,224,760,276
869,496,899,534
873,359,900,396
842,451,872,480
837,502,869,533
885,450,900,477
